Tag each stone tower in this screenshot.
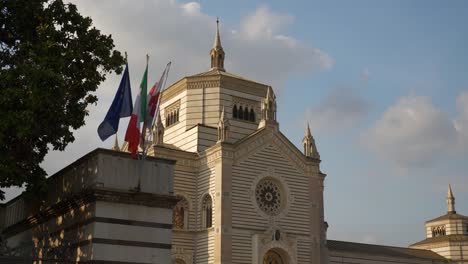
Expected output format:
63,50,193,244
147,20,328,264
410,185,468,263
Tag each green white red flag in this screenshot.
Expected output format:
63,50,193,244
125,58,148,158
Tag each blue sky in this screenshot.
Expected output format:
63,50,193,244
3,0,468,247
201,0,468,245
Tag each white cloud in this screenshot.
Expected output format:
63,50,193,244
240,6,294,40
305,88,370,134
365,95,468,168
1,0,334,201
181,2,201,16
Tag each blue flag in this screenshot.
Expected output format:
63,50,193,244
97,64,133,141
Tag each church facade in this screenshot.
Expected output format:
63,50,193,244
147,21,327,264
144,22,468,264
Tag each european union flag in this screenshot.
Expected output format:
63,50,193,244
97,64,133,141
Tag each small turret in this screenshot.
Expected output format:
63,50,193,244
112,134,120,151
259,86,278,128
447,184,456,214
210,18,225,71
303,123,319,159
153,113,165,145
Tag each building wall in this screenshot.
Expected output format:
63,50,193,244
412,242,468,264
426,219,468,238
329,249,447,264
1,150,178,264
228,129,324,264
159,74,270,153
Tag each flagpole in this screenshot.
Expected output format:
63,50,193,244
136,54,149,192
149,62,172,144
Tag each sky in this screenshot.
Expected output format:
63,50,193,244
3,0,468,247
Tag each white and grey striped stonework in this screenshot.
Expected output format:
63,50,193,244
0,149,179,264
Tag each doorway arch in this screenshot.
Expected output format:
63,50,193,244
263,249,285,264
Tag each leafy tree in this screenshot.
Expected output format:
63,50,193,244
0,0,124,199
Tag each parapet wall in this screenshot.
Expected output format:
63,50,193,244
0,148,178,263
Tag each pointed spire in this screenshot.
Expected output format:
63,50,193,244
210,18,225,71
220,105,225,120
112,134,120,151
303,122,319,159
306,122,312,138
213,17,222,49
447,184,456,214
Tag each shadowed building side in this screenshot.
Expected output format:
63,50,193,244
0,149,178,263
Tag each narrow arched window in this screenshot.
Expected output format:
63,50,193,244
244,107,249,120
233,105,238,119
165,115,169,126
238,106,244,120
249,108,255,122
176,109,179,122
202,195,213,228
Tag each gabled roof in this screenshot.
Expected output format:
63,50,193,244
328,240,447,261
410,234,468,247
426,212,468,223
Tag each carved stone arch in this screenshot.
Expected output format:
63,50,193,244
175,259,186,264
253,227,297,264
172,247,193,264
201,193,213,228
263,249,285,264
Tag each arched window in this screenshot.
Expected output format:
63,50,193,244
249,108,255,122
243,107,249,121
233,105,238,119
173,196,189,229
432,226,446,237
176,109,179,122
202,195,213,228
238,106,244,120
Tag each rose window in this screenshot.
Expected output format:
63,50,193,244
255,179,282,215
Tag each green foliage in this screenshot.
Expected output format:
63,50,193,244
0,0,124,199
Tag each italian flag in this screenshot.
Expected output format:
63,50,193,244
145,62,171,129
125,59,148,158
